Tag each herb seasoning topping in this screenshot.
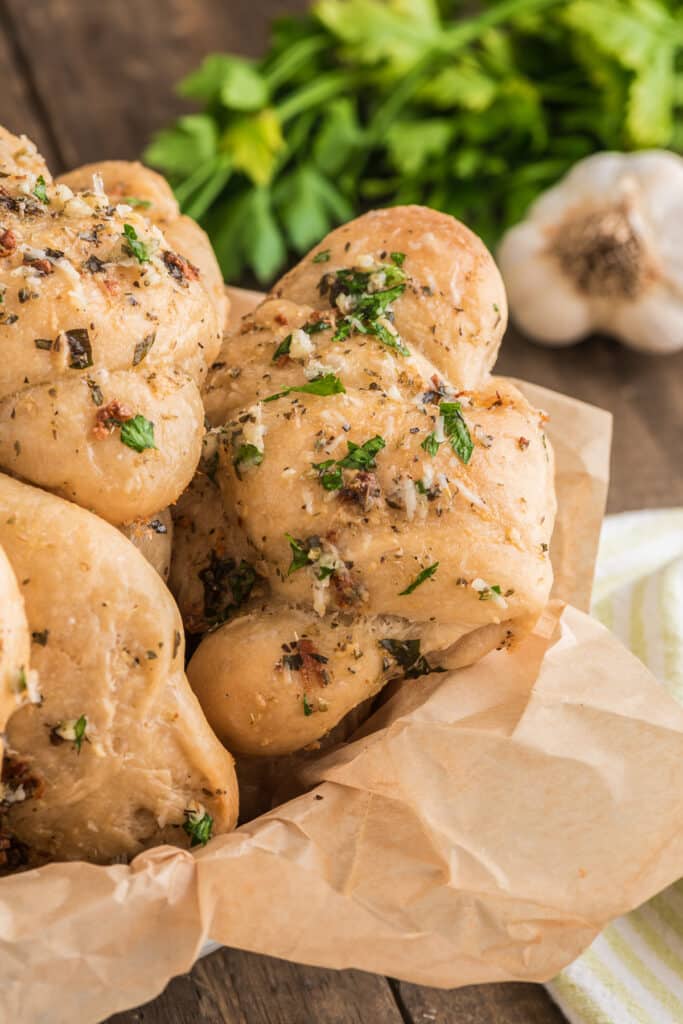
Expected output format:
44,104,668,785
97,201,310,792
233,442,264,476
183,805,213,847
50,714,89,753
32,176,49,205
132,333,155,366
320,259,410,356
399,562,439,596
379,639,444,680
119,414,156,453
313,435,385,491
93,403,156,452
263,373,345,403
65,328,93,369
122,223,152,263
440,401,473,464
199,553,256,627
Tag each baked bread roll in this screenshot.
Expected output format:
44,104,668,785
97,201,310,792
0,127,222,524
0,544,30,726
0,473,238,867
0,539,32,771
120,507,174,581
175,207,556,758
57,159,228,331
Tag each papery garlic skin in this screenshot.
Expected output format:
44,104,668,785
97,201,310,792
498,151,683,353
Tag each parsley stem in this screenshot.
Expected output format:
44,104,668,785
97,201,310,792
276,71,353,123
440,0,564,51
174,155,220,207
262,33,330,90
367,0,564,144
184,159,233,221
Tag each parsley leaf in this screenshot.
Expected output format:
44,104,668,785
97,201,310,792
121,196,152,209
313,249,331,263
224,109,284,187
368,318,410,356
313,434,385,490
123,223,152,263
440,402,473,464
73,715,88,754
183,807,213,847
323,263,410,355
33,175,49,204
53,715,89,753
272,334,292,360
312,459,343,491
339,434,385,469
145,0,683,285
331,319,352,343
399,561,439,596
379,638,445,680
180,53,269,110
286,534,313,574
263,372,345,403
421,432,441,457
303,319,331,334
120,415,156,453
233,442,263,475
303,694,314,716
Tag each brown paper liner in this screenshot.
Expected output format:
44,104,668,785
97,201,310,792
2,289,681,1024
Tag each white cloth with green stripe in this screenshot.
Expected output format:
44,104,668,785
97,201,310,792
547,509,683,1024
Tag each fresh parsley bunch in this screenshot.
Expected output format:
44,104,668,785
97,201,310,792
144,0,683,284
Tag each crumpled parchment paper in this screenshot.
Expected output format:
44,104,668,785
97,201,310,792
2,290,681,1024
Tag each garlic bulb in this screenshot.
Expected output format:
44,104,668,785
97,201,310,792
497,151,683,353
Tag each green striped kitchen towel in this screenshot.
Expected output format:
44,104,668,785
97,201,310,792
547,509,683,1024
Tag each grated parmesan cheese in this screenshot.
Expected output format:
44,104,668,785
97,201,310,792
402,477,417,522
289,328,314,359
242,403,266,453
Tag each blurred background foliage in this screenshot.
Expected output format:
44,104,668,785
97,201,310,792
144,0,683,283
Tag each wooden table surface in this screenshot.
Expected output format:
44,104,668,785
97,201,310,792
0,2,680,1021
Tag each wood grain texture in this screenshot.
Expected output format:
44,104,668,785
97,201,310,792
394,980,569,1024
107,947,405,1024
2,0,309,170
1,1,680,1023
0,2,59,165
497,332,683,513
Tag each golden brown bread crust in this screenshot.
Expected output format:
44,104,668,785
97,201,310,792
0,128,221,524
0,474,238,866
0,543,30,752
215,376,553,624
57,160,228,336
188,603,390,757
235,697,374,822
180,207,555,758
57,160,179,223
169,468,260,633
120,507,173,581
274,205,508,389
